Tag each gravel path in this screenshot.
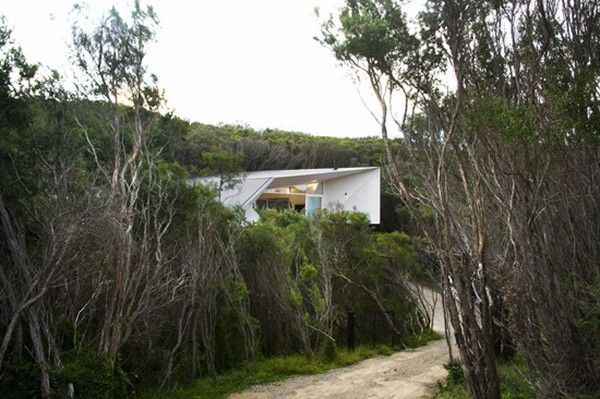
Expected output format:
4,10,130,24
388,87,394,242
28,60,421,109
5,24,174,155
230,289,451,399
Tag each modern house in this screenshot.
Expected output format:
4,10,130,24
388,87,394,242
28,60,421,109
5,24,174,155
192,167,380,224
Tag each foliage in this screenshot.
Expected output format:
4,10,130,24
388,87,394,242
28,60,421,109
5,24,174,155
0,359,41,399
202,150,244,174
238,208,430,362
140,337,438,399
201,150,244,197
432,359,536,399
0,3,433,398
443,360,465,386
404,329,441,349
184,122,393,171
318,338,338,363
56,349,129,399
375,231,427,280
321,0,600,397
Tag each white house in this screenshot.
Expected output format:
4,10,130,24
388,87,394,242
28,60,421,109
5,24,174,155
192,167,380,224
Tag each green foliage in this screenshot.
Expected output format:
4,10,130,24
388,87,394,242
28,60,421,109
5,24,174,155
375,231,426,279
318,339,338,363
320,0,444,95
238,208,430,370
432,359,536,399
140,343,405,399
214,302,253,373
0,6,425,398
300,263,318,282
467,95,538,143
567,277,600,379
322,0,413,71
258,207,307,228
56,349,129,399
202,150,244,176
403,329,442,349
444,360,465,386
183,122,394,172
224,274,250,304
148,113,190,159
240,221,281,263
416,204,435,222
290,287,303,307
72,0,160,109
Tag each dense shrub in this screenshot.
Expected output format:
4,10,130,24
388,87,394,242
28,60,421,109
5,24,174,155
444,360,465,386
56,349,129,399
0,360,41,399
238,208,429,360
318,339,338,363
0,9,425,395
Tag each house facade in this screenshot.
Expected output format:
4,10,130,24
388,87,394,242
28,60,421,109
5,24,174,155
192,167,380,224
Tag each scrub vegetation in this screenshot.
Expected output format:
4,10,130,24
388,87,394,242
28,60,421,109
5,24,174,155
321,0,600,398
432,359,536,399
141,333,440,399
0,4,436,398
2,0,600,398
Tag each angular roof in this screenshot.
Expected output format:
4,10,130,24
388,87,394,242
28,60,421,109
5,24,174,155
243,167,376,187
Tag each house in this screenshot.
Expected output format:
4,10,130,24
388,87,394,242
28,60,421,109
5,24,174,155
191,167,380,224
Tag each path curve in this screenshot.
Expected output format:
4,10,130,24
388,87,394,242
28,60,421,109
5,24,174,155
230,289,451,399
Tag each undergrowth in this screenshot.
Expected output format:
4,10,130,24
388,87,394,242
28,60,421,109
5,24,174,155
141,330,440,399
432,358,536,399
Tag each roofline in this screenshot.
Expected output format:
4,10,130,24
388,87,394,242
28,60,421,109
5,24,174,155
242,167,378,180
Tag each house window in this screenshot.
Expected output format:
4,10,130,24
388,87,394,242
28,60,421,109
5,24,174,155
256,182,323,216
255,198,290,210
265,182,322,195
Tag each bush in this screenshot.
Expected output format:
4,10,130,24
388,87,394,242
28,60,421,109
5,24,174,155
432,358,537,399
444,360,465,385
318,339,338,363
0,359,41,399
57,349,129,399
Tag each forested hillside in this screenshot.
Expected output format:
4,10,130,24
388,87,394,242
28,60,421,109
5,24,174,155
166,121,390,171
0,5,431,398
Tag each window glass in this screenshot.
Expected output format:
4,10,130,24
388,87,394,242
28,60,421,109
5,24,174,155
306,195,322,217
290,184,306,194
268,186,290,194
267,183,323,194
255,198,290,210
305,182,323,194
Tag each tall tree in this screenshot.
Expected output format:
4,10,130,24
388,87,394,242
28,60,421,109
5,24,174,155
71,0,168,365
321,0,600,397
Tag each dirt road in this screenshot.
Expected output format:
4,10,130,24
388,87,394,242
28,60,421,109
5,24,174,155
230,289,451,399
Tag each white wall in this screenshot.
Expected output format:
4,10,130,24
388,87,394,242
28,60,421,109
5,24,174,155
244,206,261,223
322,168,380,224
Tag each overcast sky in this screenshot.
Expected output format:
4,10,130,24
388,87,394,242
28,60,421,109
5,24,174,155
2,0,416,138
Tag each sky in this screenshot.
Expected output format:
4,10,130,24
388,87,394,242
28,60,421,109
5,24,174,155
1,0,419,138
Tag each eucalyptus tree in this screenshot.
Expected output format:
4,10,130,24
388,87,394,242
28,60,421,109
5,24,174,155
71,1,173,365
321,0,600,397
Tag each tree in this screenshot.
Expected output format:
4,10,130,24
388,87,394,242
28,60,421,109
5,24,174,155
321,0,600,397
0,18,81,397
202,150,244,201
71,0,169,365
